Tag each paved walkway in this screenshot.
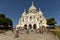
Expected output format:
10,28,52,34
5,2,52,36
0,30,56,40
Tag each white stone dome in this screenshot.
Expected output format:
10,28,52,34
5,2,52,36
22,9,26,16
29,2,37,10
39,8,43,15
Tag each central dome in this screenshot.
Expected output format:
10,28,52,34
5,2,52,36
29,2,37,10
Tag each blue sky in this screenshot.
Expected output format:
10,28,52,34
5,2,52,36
0,0,60,27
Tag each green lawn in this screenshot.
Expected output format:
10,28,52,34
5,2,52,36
50,30,60,40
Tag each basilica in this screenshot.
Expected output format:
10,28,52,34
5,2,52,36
16,2,48,30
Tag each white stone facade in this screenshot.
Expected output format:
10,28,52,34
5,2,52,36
16,2,48,30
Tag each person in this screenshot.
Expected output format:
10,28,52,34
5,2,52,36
14,27,19,38
20,27,24,34
42,27,45,34
26,30,29,34
40,27,44,34
26,27,29,34
11,28,14,33
35,28,39,33
40,28,43,34
3,30,6,35
39,28,41,34
46,28,49,33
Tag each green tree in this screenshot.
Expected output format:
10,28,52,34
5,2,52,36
0,14,13,30
0,14,5,18
47,18,57,26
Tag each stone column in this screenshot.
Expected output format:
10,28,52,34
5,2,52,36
27,24,29,30
31,24,33,31
36,23,39,29
26,24,29,34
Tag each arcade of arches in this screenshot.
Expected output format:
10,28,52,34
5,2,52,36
24,24,37,30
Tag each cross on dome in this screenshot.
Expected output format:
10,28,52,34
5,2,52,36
39,8,41,11
32,2,34,6
23,9,26,13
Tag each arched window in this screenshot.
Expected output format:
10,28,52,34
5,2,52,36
40,21,42,23
30,16,32,19
30,11,32,12
37,18,39,21
29,24,32,29
23,19,24,22
24,24,27,30
30,16,32,21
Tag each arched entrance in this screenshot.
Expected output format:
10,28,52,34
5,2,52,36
33,24,36,29
29,24,32,29
24,24,27,30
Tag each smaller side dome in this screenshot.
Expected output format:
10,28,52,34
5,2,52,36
39,8,43,15
22,9,26,16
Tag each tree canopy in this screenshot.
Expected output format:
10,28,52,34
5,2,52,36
0,18,13,26
0,14,5,18
47,18,57,26
0,14,13,30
